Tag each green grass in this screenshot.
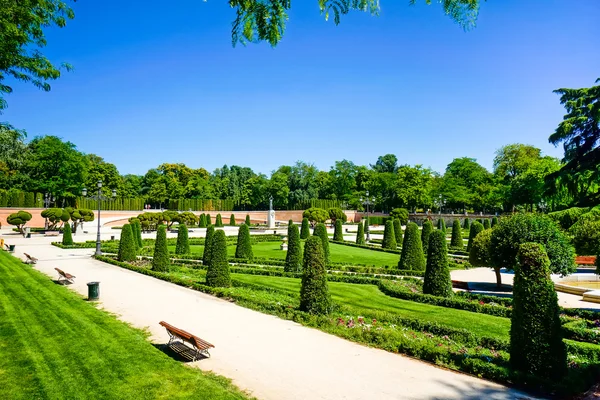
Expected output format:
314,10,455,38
0,251,251,400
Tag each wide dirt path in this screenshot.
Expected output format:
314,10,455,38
10,233,536,400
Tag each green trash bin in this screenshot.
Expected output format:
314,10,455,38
87,282,100,301
8,244,15,252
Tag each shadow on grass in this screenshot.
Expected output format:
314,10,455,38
152,343,209,363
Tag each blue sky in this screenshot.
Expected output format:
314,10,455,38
3,0,599,176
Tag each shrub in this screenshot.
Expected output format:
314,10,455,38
205,230,231,287
206,214,212,225
483,219,491,230
313,223,330,264
490,213,576,276
510,243,566,380
491,216,498,227
303,207,328,226
421,220,433,255
300,218,310,239
299,236,331,315
118,224,137,262
152,225,170,271
7,210,32,233
202,225,215,265
175,224,190,254
569,219,600,256
393,218,403,245
245,214,251,225
463,218,470,230
356,221,365,245
436,218,446,232
230,214,236,226
381,220,397,249
476,218,483,225
235,224,253,259
328,207,347,223
548,207,589,230
134,219,143,248
285,223,302,272
333,219,344,242
423,230,452,297
215,213,223,227
364,217,369,233
399,222,425,270
468,229,504,287
390,208,409,225
198,214,207,228
466,221,483,252
62,222,73,246
450,219,463,249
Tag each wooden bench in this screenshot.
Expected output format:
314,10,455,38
55,267,75,284
159,321,214,361
576,256,596,266
24,253,38,264
44,231,60,237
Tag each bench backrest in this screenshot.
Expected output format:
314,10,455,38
159,321,214,349
55,267,67,277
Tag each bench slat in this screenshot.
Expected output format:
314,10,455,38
159,321,214,352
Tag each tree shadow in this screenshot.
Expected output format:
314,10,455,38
427,377,544,400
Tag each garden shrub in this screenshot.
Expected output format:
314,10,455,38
313,223,330,264
390,208,409,225
490,213,575,275
303,207,329,226
382,220,397,249
399,222,425,271
510,243,566,380
491,216,498,228
198,214,207,228
356,221,365,245
328,207,347,223
299,236,331,315
421,220,433,255
393,218,402,245
468,229,504,287
7,210,32,233
463,218,470,230
245,214,251,225
175,224,190,254
206,214,212,225
437,218,446,232
205,230,231,287
423,230,452,297
333,219,344,242
285,223,302,272
62,222,73,246
548,207,589,230
300,218,310,239
215,213,224,227
230,214,236,226
483,218,491,230
364,217,369,234
152,225,170,271
129,218,142,249
118,223,137,262
202,225,215,265
466,221,483,252
450,219,463,249
476,218,483,225
235,223,254,259
569,219,600,255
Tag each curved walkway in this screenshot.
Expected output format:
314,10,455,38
7,233,537,400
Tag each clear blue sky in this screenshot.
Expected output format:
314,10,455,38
3,0,599,176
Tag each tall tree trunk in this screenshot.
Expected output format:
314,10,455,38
494,267,502,288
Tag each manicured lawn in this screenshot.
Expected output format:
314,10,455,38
0,251,251,400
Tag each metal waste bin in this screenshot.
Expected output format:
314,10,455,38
8,244,15,252
87,282,100,301
26,233,31,238
110,235,115,241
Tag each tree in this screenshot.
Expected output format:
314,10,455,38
303,207,329,227
175,224,190,254
285,223,302,272
466,221,483,252
382,220,397,250
393,218,403,245
235,223,254,259
152,225,169,272
299,236,331,315
333,219,344,242
399,222,425,270
215,213,224,227
41,208,69,230
389,208,409,225
450,219,463,249
118,224,137,262
468,228,504,287
205,230,231,287
490,214,575,276
245,214,251,225
62,221,73,246
230,214,236,226
356,221,365,245
7,210,31,233
67,207,94,233
510,243,566,380
162,210,179,229
371,154,398,173
421,220,433,255
328,207,347,224
423,230,452,297
199,214,207,228
313,223,330,264
173,211,197,226
300,218,310,239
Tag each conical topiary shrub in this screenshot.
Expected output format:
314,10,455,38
235,223,254,259
206,214,212,225
300,218,310,239
450,219,463,250
245,214,251,226
467,221,484,252
199,214,207,228
437,218,446,232
62,222,73,246
393,218,402,246
356,221,365,245
483,218,491,230
203,225,215,266
364,217,369,235
399,222,426,270
382,220,397,249
175,224,190,254
285,223,302,272
132,219,143,249
423,230,452,297
152,225,170,271
491,216,498,228
230,214,236,226
215,213,223,227
299,236,331,315
118,223,137,262
333,219,344,242
510,243,566,380
205,230,231,287
421,220,433,255
463,218,470,230
313,223,329,264
476,218,483,225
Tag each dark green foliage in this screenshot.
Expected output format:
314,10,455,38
333,219,344,242
483,219,491,229
510,243,566,380
466,221,484,252
133,219,143,249
175,224,190,254
491,216,498,228
436,218,446,232
198,214,207,228
548,207,588,230
421,220,433,255
364,217,369,233
393,218,403,246
302,207,329,226
299,236,331,315
202,225,215,266
356,221,365,245
7,210,32,233
569,219,600,255
450,219,463,249
476,218,483,225
399,222,426,270
245,214,251,226
118,224,137,262
235,224,254,259
490,214,576,275
300,218,310,239
205,230,231,287
390,208,409,225
463,218,470,230
285,223,302,272
215,213,223,227
206,214,212,225
62,222,73,246
152,225,169,272
423,230,452,297
230,214,236,226
328,207,347,223
312,223,330,263
382,220,397,249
